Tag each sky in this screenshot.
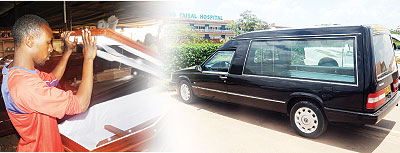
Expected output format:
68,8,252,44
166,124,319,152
172,0,400,30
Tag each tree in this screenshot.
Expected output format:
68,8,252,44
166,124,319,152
391,30,400,34
229,10,269,36
390,30,400,47
229,20,243,36
160,24,201,44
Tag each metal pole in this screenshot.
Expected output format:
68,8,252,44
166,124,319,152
14,2,17,21
63,1,67,30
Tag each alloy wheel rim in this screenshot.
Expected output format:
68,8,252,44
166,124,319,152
180,83,191,101
294,107,318,133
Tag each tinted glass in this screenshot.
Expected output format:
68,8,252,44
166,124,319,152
244,37,356,83
204,51,235,72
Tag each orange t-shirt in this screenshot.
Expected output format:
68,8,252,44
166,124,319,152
1,63,81,152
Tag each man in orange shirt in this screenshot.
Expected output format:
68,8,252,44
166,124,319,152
1,14,97,151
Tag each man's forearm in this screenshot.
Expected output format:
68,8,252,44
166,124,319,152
76,28,97,112
51,49,72,80
76,59,94,112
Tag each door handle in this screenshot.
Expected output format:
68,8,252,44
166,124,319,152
219,75,228,80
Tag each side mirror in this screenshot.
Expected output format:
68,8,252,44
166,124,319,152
195,65,202,72
397,44,400,50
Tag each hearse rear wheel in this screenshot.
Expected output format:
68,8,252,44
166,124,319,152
290,101,328,138
178,80,195,104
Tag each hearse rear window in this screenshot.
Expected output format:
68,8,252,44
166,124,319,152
371,26,397,80
244,37,356,83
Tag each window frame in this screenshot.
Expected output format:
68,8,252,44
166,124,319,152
241,35,359,87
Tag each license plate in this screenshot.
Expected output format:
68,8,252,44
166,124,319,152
385,85,391,96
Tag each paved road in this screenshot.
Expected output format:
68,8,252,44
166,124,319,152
156,91,400,153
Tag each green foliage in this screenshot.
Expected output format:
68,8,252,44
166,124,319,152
228,20,243,36
390,30,400,34
239,10,268,32
291,47,305,65
158,24,225,76
228,10,269,36
394,39,400,48
160,24,202,44
390,30,400,47
161,42,223,74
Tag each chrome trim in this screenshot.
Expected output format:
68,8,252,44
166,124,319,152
324,107,374,116
241,74,358,87
193,86,286,104
233,33,362,40
377,71,397,82
241,39,253,75
236,26,365,35
354,36,359,86
202,71,228,75
241,36,359,87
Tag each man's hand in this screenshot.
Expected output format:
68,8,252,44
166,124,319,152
81,29,97,60
61,31,77,53
76,29,97,112
51,31,77,80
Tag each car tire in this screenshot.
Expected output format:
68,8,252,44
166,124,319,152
290,101,328,138
318,57,338,67
178,80,195,104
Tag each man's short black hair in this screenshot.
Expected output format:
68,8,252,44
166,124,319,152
12,14,49,48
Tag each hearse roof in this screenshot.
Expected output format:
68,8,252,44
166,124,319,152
233,25,374,39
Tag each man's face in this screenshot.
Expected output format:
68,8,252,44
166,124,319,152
32,24,53,66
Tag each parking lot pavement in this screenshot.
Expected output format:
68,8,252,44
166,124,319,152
158,91,400,153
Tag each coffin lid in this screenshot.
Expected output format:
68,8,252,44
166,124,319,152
70,28,161,76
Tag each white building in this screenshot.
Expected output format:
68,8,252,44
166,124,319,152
169,13,236,39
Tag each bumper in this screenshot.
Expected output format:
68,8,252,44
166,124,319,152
169,81,177,88
324,92,400,124
169,81,178,92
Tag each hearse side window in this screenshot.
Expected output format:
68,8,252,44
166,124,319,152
244,37,356,83
204,51,235,72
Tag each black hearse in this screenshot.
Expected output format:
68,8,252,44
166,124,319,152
170,25,400,138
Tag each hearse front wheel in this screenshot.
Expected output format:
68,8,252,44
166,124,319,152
178,80,195,104
290,101,328,138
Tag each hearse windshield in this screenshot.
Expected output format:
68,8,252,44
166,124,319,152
372,26,397,80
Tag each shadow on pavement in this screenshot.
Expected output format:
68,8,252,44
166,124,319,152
171,93,396,153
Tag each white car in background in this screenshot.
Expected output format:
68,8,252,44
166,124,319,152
395,49,400,64
392,34,400,65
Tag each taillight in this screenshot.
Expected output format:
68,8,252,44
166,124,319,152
366,89,385,109
392,79,399,92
